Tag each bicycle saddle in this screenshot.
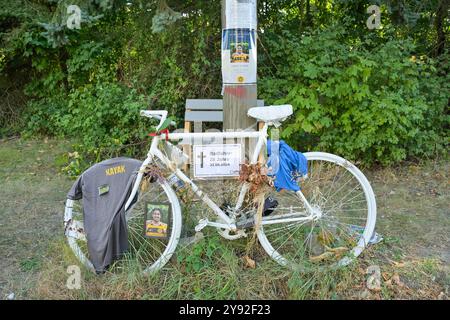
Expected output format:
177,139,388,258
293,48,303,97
247,105,293,123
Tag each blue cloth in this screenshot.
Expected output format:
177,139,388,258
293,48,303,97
267,140,308,192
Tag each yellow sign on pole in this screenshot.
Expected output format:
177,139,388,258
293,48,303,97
221,0,258,131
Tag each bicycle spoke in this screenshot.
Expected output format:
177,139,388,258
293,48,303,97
258,155,375,271
66,175,180,274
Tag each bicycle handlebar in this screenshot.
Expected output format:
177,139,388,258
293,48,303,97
140,110,176,130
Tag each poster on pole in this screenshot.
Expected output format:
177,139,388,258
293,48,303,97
222,28,257,85
225,0,257,30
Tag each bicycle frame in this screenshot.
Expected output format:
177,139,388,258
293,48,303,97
124,118,316,233
63,109,376,273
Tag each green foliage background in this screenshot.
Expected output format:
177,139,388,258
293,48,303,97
0,0,448,166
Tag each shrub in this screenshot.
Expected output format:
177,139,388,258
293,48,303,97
26,82,150,162
260,27,449,165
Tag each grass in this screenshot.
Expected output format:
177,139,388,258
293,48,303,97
0,138,74,298
19,257,41,272
0,137,448,300
32,231,365,300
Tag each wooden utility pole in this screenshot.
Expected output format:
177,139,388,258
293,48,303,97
221,0,258,131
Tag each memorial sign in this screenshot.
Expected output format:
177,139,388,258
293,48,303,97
193,144,242,178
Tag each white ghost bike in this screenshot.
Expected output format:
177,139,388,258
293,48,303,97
64,105,377,274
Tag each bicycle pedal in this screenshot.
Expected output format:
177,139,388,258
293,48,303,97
194,219,208,232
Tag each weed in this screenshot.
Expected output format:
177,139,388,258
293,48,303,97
19,257,41,272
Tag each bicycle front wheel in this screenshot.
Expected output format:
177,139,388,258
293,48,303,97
257,152,377,271
64,174,182,274
125,176,182,274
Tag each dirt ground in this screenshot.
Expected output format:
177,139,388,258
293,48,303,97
0,137,448,300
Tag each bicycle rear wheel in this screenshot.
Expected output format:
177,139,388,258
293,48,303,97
64,174,182,274
257,152,377,271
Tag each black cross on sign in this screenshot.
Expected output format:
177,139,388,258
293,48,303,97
197,152,207,168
